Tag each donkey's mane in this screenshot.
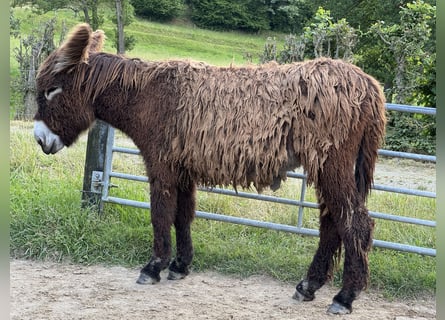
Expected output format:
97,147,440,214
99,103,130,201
69,54,209,104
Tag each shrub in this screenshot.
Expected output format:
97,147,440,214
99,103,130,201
130,0,184,21
187,0,269,32
384,112,436,155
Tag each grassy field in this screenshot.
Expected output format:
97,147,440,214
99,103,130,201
10,7,269,67
10,7,435,300
10,6,270,117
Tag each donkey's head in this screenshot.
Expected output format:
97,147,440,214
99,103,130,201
34,23,105,154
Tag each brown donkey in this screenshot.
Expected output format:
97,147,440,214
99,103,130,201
33,24,386,314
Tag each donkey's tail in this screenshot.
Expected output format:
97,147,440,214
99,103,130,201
354,82,386,199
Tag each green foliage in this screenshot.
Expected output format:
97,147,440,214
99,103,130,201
187,0,270,32
307,0,415,30
260,7,357,64
300,7,357,60
130,0,184,21
260,2,436,155
12,0,106,30
9,8,21,38
11,13,66,119
266,0,312,33
259,36,278,63
384,112,436,155
12,0,71,13
366,1,436,155
368,0,436,104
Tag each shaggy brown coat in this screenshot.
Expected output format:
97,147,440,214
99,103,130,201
34,24,387,315
38,36,386,192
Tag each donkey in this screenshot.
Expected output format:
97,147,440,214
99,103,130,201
33,24,386,314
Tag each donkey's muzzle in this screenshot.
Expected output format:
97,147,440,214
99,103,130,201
34,121,65,154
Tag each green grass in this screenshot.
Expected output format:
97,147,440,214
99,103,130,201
10,121,436,300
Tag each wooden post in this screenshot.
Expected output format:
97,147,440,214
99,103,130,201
81,120,110,210
82,1,125,211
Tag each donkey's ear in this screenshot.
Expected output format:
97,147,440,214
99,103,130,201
89,29,106,53
53,23,92,73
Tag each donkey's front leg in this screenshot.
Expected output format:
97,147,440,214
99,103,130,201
137,177,177,284
168,182,196,280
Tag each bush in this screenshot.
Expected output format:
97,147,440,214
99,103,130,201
267,0,312,33
130,0,184,21
187,0,269,32
384,112,436,155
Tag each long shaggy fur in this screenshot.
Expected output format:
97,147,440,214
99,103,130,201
39,28,386,192
34,23,387,314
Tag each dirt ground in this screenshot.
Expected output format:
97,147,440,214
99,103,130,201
10,259,436,320
10,159,436,319
374,158,435,192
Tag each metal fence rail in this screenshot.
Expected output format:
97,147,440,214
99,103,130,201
97,103,436,257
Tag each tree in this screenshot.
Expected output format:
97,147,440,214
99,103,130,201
369,0,435,104
111,0,136,52
260,7,357,64
187,0,270,32
266,0,312,33
12,17,67,119
300,7,357,60
368,0,436,155
130,0,184,21
115,0,125,53
12,0,104,30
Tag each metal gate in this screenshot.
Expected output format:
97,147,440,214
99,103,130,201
87,103,436,257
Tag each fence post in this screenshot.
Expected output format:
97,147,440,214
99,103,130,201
81,120,110,211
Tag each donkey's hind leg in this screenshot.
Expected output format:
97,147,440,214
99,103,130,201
168,182,196,280
328,205,374,314
293,202,342,302
137,173,178,284
310,155,373,313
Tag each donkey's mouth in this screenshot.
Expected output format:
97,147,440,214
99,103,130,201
34,121,65,154
37,139,63,155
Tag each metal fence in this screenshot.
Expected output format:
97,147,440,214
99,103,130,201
90,103,436,257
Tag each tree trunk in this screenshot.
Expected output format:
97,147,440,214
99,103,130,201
115,0,125,54
82,4,90,26
394,55,407,104
21,52,38,120
91,0,99,30
22,91,37,120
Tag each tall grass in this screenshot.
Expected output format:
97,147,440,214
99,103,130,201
10,121,435,299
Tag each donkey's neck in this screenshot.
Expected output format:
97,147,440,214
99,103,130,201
90,60,180,151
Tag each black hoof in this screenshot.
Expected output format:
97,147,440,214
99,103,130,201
136,272,160,285
167,270,187,280
167,258,190,280
293,280,315,302
327,301,351,315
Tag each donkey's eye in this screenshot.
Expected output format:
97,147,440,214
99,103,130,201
44,87,63,101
